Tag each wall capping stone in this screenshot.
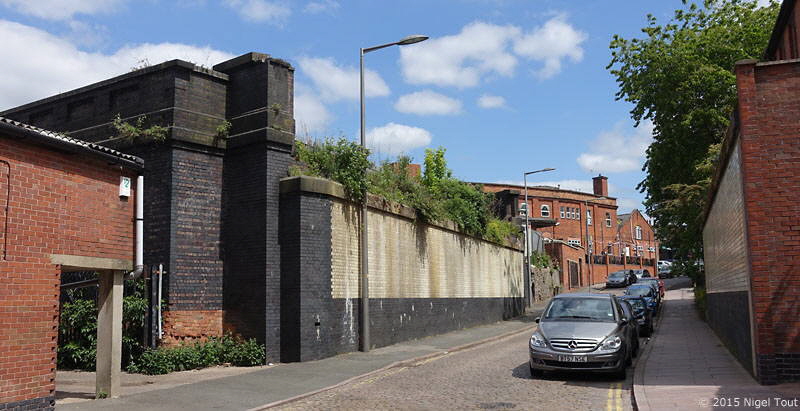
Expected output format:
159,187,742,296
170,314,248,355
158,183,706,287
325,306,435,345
280,175,523,252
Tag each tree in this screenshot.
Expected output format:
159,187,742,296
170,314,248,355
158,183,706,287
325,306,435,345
607,0,778,281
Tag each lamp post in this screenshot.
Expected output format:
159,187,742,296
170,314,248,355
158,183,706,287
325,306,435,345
360,34,428,352
523,167,555,308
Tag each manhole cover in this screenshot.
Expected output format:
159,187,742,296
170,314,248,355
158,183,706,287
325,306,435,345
478,402,516,409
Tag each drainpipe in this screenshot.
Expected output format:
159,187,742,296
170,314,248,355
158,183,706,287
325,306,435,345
125,175,144,280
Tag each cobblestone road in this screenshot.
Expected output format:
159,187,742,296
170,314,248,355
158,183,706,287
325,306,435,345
276,329,634,411
275,278,688,411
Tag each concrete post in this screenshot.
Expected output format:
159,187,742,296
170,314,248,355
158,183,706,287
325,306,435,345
96,270,123,398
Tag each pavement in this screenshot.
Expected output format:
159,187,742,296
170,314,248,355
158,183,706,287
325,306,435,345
58,287,587,410
633,287,800,411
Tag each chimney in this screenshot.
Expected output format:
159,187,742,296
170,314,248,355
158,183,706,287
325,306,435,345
593,175,608,197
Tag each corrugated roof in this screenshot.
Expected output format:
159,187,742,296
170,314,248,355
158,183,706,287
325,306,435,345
0,116,143,169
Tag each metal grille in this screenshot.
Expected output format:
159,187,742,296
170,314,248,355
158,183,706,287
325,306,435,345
549,338,598,352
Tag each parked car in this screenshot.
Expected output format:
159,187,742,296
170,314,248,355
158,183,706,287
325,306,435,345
618,300,641,355
605,270,636,288
625,284,659,315
619,295,654,337
529,293,636,379
630,268,651,280
638,277,665,299
657,266,671,279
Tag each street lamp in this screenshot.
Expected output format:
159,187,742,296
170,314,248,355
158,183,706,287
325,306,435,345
523,167,555,308
359,34,428,352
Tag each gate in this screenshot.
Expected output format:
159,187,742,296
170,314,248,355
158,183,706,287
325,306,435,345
569,260,580,288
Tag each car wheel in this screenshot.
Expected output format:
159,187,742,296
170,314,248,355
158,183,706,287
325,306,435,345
615,360,627,380
530,365,544,379
632,340,639,358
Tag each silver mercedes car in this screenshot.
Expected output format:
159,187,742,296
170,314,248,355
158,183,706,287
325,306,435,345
528,293,636,379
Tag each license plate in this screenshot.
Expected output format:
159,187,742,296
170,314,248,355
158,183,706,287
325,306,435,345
557,355,588,363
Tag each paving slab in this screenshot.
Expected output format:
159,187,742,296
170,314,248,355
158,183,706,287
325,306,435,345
633,287,800,411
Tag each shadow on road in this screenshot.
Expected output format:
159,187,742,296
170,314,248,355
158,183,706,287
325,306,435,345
511,361,624,386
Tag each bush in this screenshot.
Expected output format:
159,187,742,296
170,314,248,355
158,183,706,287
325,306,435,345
694,286,707,321
530,251,552,269
58,277,149,371
484,219,520,245
127,335,266,375
294,138,370,200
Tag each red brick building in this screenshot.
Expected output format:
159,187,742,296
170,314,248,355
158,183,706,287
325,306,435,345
483,175,659,289
0,117,142,408
703,0,800,385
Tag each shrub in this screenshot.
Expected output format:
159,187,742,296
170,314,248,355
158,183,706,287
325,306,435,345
295,138,370,200
530,251,552,269
127,335,265,375
694,286,707,321
484,219,520,245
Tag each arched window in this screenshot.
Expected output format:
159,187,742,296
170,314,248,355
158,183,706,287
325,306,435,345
635,225,642,240
540,204,550,217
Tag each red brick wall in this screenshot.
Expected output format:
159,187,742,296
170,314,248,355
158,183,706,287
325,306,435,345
162,310,223,346
0,136,137,405
736,58,800,383
617,211,659,261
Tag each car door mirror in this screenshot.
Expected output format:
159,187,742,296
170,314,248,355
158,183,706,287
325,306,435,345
620,317,629,325
534,317,540,323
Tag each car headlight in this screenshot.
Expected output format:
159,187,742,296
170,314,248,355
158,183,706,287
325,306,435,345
599,335,622,351
529,331,547,349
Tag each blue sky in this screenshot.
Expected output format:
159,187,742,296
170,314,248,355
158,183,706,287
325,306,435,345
0,0,767,213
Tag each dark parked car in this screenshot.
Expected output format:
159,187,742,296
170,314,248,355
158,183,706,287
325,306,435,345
625,284,659,315
638,277,665,299
619,295,654,337
605,270,636,288
529,293,636,379
618,300,641,354
630,269,651,280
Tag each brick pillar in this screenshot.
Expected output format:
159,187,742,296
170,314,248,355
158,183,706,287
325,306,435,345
216,53,295,362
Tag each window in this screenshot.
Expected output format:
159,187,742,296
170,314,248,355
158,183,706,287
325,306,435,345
568,239,581,247
648,246,655,252
587,209,592,225
560,206,565,219
635,225,642,240
540,204,550,217
605,212,612,227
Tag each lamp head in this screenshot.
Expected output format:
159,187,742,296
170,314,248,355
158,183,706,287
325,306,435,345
398,35,429,45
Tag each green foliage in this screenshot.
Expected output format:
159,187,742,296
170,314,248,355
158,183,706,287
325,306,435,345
484,219,521,246
694,285,707,320
215,120,232,139
529,251,553,269
127,335,265,375
58,278,149,370
607,0,778,281
367,156,443,223
422,147,451,189
111,114,169,143
295,138,371,200
293,139,517,245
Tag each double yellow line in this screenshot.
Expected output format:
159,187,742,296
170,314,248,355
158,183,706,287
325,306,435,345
606,382,624,411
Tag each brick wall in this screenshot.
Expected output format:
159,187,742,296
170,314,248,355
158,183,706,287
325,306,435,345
279,176,525,362
735,58,800,384
0,137,136,407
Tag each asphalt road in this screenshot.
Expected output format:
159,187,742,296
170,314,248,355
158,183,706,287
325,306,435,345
275,277,690,411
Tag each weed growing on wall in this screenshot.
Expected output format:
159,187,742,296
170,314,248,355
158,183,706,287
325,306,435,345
111,114,169,143
293,140,520,246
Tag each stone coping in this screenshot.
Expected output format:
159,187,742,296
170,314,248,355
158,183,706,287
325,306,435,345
279,175,523,252
51,254,133,271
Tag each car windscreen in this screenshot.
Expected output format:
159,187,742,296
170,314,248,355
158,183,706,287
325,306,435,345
608,272,625,279
543,298,616,322
626,287,652,297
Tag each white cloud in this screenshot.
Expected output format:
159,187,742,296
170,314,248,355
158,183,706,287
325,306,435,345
400,21,520,88
394,90,462,116
513,15,587,79
616,198,644,214
477,94,506,109
366,123,432,155
399,16,585,88
0,0,126,20
0,20,235,110
577,121,654,174
297,56,389,101
223,0,290,24
756,0,774,7
294,92,331,136
303,0,339,14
